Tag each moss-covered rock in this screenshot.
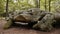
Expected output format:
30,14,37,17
33,13,55,31
3,18,13,29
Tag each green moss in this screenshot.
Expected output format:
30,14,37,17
3,19,13,29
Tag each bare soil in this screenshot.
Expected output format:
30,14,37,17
0,19,60,34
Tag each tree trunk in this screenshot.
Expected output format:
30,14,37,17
45,0,47,11
35,0,40,8
6,0,9,19
49,0,51,12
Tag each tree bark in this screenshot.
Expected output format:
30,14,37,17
6,0,9,17
35,0,40,8
49,0,51,12
45,0,47,11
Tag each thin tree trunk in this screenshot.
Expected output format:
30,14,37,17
45,0,47,11
38,0,40,8
49,0,51,12
5,0,9,19
35,0,40,8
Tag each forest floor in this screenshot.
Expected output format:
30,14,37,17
0,19,60,34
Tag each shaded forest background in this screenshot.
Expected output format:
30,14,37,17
0,0,60,17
